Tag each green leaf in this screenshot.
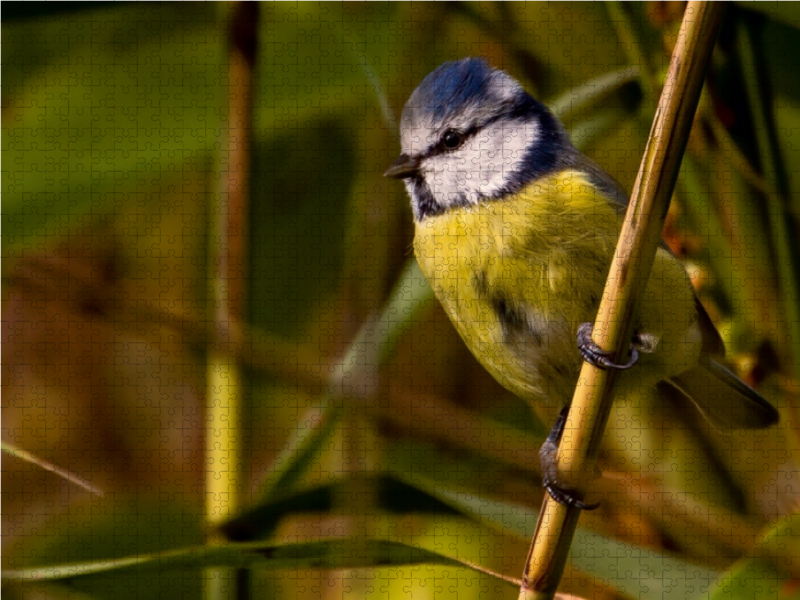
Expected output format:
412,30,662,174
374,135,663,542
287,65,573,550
709,558,785,600
223,472,461,541
418,486,721,600
736,2,800,30
2,3,226,250
550,66,643,129
374,259,434,364
258,259,433,499
758,512,800,575
257,404,344,500
3,538,468,582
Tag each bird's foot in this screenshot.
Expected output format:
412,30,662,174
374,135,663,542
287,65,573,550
540,405,600,511
577,322,639,370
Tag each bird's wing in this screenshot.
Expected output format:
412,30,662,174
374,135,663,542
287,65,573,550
567,153,630,211
570,152,727,357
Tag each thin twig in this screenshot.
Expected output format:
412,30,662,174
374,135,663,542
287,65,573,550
2,442,105,497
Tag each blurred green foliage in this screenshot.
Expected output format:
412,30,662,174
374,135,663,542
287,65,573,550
4,3,800,600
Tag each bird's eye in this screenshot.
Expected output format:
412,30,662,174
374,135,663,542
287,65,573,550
442,130,463,150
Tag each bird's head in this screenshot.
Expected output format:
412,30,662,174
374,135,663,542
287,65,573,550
385,58,574,221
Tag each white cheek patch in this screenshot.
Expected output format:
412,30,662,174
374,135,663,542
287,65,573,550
425,153,468,206
408,117,540,212
474,120,536,194
429,119,537,204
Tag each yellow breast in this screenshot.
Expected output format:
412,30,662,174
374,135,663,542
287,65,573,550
413,170,699,407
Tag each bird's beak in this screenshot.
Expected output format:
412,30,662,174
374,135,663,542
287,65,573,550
384,153,420,179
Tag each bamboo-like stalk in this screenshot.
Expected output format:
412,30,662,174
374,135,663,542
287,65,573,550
518,3,727,598
205,3,258,600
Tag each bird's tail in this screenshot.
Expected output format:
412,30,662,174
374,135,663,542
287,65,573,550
665,356,779,430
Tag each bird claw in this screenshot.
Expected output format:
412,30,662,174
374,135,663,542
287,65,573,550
540,405,600,511
577,322,639,370
543,481,601,511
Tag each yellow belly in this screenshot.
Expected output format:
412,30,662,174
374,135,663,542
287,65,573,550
413,170,701,411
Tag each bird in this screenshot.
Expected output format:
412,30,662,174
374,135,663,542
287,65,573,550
384,57,779,509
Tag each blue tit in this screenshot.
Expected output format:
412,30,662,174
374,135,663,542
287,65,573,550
385,57,778,507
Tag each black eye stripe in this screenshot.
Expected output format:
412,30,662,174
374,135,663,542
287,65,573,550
423,112,522,160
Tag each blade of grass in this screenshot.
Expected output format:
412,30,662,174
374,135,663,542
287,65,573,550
605,1,656,102
739,15,800,391
550,66,642,130
257,259,432,498
2,441,104,497
2,538,488,583
428,487,721,600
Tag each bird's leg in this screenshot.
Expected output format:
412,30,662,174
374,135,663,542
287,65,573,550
547,321,647,508
539,404,600,511
577,322,640,370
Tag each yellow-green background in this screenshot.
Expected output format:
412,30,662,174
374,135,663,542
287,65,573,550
4,3,800,599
